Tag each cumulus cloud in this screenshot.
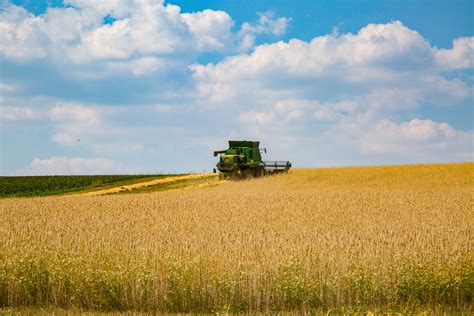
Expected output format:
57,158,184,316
0,1,289,77
0,2,185,63
191,21,471,108
0,3,472,174
70,3,192,63
360,119,472,160
193,21,436,82
16,156,126,175
435,37,474,71
189,21,472,165
0,5,48,60
238,11,290,51
182,9,234,51
63,0,135,17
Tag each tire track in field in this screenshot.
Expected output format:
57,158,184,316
72,173,219,196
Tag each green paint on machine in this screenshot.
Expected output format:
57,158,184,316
213,140,291,179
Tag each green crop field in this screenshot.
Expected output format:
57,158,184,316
0,175,175,198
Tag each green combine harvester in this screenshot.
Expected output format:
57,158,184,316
213,140,291,179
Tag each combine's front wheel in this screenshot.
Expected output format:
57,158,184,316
253,166,265,177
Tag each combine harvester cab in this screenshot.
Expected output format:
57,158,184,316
213,140,291,179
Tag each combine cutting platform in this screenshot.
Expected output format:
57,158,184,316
263,161,292,174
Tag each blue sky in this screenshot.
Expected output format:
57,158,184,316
0,0,472,175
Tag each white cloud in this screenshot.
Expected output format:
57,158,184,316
192,21,435,84
0,1,289,77
77,19,134,60
0,106,37,121
70,3,191,62
49,103,101,125
0,5,47,60
238,11,290,51
104,56,166,76
44,102,175,158
275,99,343,121
360,119,473,158
237,99,341,127
188,21,472,165
1,8,472,174
0,1,189,62
19,156,126,175
51,132,78,146
182,9,234,51
63,0,137,17
48,102,103,146
191,21,471,113
365,88,423,110
435,37,474,71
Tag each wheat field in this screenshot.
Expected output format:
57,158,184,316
0,163,473,313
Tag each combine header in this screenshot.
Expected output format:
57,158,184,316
213,140,291,179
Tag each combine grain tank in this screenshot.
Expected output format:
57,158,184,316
213,140,291,179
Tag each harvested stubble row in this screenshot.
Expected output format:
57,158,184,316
0,163,473,313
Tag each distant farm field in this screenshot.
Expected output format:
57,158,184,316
0,174,177,197
0,163,472,313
